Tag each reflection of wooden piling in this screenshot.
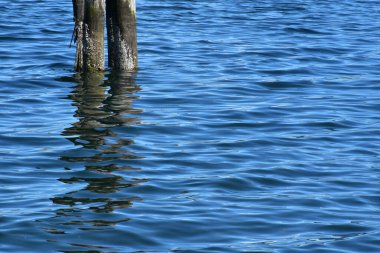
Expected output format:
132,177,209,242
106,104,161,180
83,0,105,72
106,0,138,71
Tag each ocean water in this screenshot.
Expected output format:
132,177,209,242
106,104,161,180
1,0,380,252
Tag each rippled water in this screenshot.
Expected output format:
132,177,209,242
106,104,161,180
1,0,380,252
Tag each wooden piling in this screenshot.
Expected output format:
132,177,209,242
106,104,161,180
106,0,138,71
72,0,85,72
72,0,137,72
83,0,105,72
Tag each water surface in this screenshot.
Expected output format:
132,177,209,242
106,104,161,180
1,0,380,252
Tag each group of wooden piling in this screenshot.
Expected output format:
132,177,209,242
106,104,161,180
72,0,137,72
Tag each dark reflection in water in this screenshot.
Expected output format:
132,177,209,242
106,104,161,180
48,72,144,237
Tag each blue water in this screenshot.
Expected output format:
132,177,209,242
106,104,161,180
1,0,380,252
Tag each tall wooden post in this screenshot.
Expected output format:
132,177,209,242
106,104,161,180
72,0,85,72
106,0,138,71
83,0,105,72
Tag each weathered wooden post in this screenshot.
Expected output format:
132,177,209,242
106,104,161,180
106,0,138,71
83,0,105,72
72,0,84,72
72,0,105,72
